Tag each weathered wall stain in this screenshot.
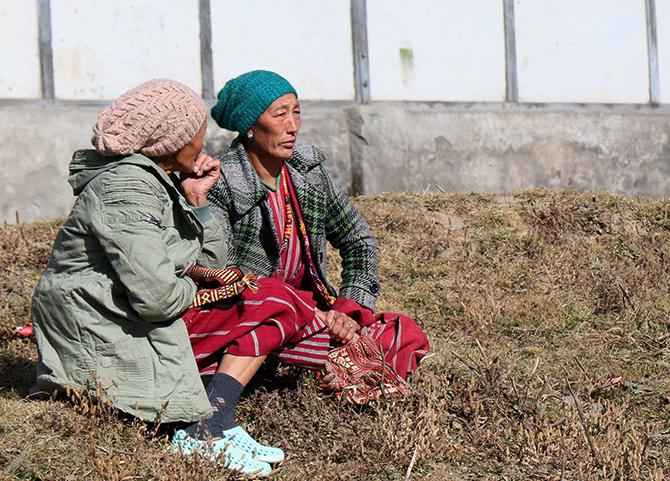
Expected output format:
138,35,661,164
399,47,414,87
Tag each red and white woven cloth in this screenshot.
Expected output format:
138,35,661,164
317,334,412,404
183,277,331,375
182,263,429,403
331,297,430,381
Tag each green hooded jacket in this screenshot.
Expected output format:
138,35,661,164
31,150,227,423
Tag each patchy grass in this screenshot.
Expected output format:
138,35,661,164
1,190,670,480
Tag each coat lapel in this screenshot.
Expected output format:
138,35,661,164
286,141,322,216
219,141,267,217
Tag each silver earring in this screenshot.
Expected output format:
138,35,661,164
246,131,254,139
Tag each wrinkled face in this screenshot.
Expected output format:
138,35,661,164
248,93,301,161
170,121,207,173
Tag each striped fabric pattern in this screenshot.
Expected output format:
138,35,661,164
318,335,411,404
266,180,304,285
184,280,430,382
183,278,331,375
331,297,430,380
187,264,244,285
362,318,430,380
188,273,259,308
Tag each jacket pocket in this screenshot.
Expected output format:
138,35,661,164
93,335,153,402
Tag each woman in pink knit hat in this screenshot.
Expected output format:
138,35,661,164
32,79,339,477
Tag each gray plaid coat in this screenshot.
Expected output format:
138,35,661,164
208,140,380,310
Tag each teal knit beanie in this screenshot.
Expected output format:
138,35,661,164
211,70,298,134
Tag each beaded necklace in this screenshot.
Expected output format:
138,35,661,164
278,171,294,255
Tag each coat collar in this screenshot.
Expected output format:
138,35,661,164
219,139,323,217
69,150,177,196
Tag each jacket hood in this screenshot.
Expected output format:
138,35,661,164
68,149,162,195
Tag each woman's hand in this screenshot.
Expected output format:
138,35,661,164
180,153,221,207
317,309,360,345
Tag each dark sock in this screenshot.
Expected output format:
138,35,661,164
185,373,243,439
200,374,214,390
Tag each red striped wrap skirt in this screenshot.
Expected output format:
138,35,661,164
183,277,330,375
183,279,430,379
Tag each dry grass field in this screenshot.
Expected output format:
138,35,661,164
1,190,670,480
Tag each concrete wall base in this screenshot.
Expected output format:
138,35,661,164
2,101,669,223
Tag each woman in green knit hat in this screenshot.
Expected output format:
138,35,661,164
205,70,430,404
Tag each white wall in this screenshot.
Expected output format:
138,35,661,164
658,0,670,103
0,0,667,105
515,0,649,103
367,0,506,101
0,0,41,98
50,0,201,99
210,0,354,100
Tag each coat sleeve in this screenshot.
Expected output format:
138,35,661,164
207,177,235,264
321,166,381,310
89,171,196,323
191,203,228,268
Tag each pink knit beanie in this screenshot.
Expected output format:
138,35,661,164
91,79,207,157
